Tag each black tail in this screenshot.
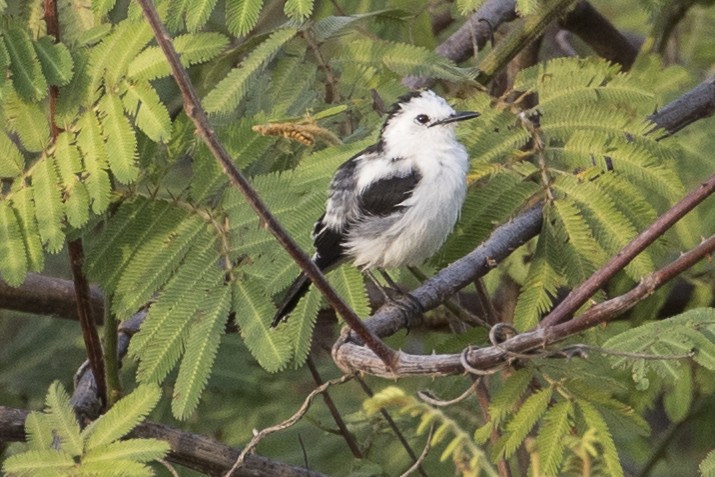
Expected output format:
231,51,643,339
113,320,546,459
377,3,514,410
271,273,312,327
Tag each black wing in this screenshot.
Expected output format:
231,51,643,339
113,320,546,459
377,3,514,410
358,169,422,217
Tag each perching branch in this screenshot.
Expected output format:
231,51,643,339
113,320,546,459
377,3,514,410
135,0,396,368
333,234,715,377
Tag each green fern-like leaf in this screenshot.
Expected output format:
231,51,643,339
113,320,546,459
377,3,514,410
53,131,82,184
24,411,53,451
0,200,27,286
112,215,208,318
85,199,175,290
92,0,117,15
536,399,572,476
3,25,47,101
337,39,476,82
83,384,162,449
577,400,624,477
496,386,553,460
82,438,169,465
2,449,75,476
203,27,298,114
701,449,715,477
99,93,139,183
33,36,73,86
488,369,534,428
127,32,229,81
284,0,313,20
604,308,715,377
32,158,65,253
233,278,292,372
553,175,654,281
4,92,50,152
45,381,83,456
76,110,111,214
513,221,563,330
226,0,265,37
122,80,172,143
185,0,219,32
364,386,499,477
11,187,44,272
172,284,230,419
0,130,24,177
130,239,223,384
64,180,90,228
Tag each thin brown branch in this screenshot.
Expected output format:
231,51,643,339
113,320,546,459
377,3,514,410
539,172,715,327
135,0,396,368
225,374,355,476
300,29,339,103
474,378,511,477
0,406,328,477
68,240,107,409
306,357,363,458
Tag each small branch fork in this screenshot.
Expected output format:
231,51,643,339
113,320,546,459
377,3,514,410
135,0,396,368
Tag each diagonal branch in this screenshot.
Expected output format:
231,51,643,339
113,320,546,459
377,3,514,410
540,172,715,327
135,0,395,367
333,234,715,377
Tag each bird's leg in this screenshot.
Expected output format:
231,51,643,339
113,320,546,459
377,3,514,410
367,269,424,327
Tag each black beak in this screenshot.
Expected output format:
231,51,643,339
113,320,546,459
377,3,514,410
431,111,480,127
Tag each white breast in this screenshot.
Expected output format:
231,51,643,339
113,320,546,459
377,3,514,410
346,140,469,269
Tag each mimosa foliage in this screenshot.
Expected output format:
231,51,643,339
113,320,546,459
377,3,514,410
1,382,169,476
0,5,711,461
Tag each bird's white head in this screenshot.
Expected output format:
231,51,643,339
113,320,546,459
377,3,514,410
378,90,479,159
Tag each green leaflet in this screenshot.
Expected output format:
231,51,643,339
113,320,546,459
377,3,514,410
233,278,292,372
536,399,573,476
112,216,209,318
3,92,50,152
122,80,172,143
604,308,715,379
11,187,43,272
76,110,111,214
226,0,265,37
32,158,65,253
577,400,624,477
172,284,231,419
0,200,27,286
0,130,24,177
83,384,161,450
3,25,47,102
337,39,476,82
33,36,74,87
203,27,298,114
284,0,313,20
185,0,219,32
496,386,553,460
130,237,223,384
45,381,83,456
127,32,229,81
2,382,168,476
99,93,139,183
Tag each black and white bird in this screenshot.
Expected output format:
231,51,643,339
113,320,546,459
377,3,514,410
272,90,479,327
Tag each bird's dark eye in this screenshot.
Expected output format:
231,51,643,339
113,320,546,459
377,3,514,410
415,114,430,125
